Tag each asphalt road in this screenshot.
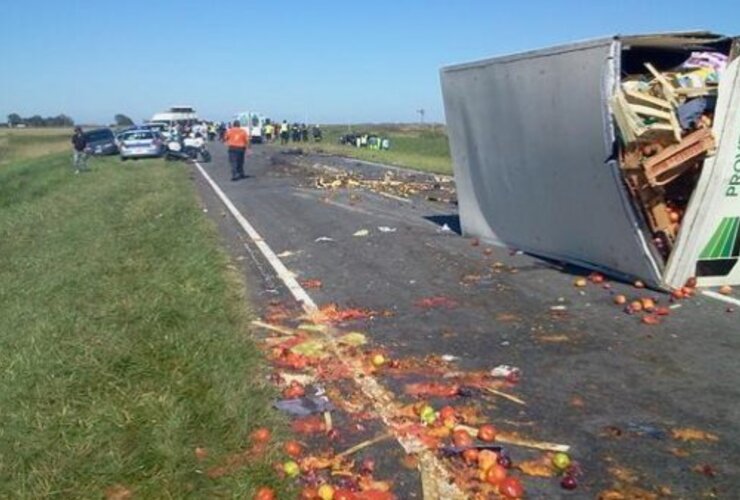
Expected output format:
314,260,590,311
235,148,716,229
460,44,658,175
191,141,739,498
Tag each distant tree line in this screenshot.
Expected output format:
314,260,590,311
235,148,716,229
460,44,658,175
6,113,75,127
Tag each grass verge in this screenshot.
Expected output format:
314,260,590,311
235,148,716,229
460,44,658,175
278,124,453,175
0,153,286,497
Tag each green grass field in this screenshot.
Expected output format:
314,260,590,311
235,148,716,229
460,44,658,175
0,127,74,165
0,146,287,497
278,124,453,175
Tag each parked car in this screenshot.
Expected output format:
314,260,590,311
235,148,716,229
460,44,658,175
84,128,118,155
118,129,165,160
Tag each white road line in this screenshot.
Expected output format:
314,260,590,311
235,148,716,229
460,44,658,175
701,290,740,308
193,161,317,312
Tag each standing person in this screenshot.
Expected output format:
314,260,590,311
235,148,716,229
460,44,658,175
280,120,289,144
301,123,309,142
71,126,89,173
224,120,250,181
291,123,301,143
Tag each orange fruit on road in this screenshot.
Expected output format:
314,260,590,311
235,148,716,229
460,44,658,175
477,424,497,442
252,427,272,444
254,487,276,500
499,476,524,498
283,440,303,458
452,429,473,448
485,464,508,485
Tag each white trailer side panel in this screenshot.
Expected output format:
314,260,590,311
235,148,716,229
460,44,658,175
441,40,663,285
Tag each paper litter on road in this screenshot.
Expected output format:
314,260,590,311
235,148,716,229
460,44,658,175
378,226,397,233
490,364,521,379
315,236,335,242
276,250,296,258
353,229,370,237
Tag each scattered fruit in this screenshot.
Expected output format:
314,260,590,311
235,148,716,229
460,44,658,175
283,381,306,399
439,406,456,421
629,300,643,312
452,429,474,448
640,297,656,311
252,427,272,444
478,449,498,471
655,306,670,316
614,294,627,305
333,489,357,500
552,452,571,470
498,476,525,498
719,285,733,295
283,460,300,478
371,353,386,367
318,484,335,500
574,278,587,287
484,464,508,485
283,440,303,458
254,487,276,500
634,280,645,288
642,315,661,325
419,405,437,425
685,277,697,288
561,475,578,490
477,424,497,442
589,272,605,284
462,448,479,464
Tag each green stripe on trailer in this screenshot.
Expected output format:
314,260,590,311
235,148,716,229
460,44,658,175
700,218,732,259
721,218,740,258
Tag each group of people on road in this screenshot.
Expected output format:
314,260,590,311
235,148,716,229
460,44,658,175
275,121,322,145
167,121,226,142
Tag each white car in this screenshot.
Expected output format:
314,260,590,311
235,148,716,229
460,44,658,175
118,130,165,160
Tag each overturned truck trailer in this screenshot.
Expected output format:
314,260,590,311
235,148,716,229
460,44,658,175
441,32,740,290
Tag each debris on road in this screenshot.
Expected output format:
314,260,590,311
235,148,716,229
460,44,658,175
377,226,397,233
413,295,458,309
671,428,719,442
244,299,586,498
315,170,456,203
490,365,521,381
300,279,323,289
353,229,370,237
314,236,335,243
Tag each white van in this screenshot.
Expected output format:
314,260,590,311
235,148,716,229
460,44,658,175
236,112,266,143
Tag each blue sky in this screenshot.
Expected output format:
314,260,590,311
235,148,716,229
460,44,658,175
0,0,737,125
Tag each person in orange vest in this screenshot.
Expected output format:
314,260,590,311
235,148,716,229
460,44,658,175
224,120,250,181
